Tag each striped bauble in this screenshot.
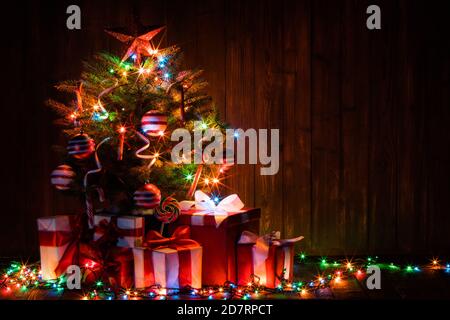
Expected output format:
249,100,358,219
67,133,95,159
141,110,167,137
50,165,76,190
134,184,162,209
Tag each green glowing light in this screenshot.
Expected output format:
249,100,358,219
185,174,193,181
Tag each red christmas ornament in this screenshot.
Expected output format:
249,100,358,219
134,184,161,209
67,133,95,159
50,165,76,190
141,110,167,137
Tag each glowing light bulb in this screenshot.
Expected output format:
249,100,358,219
247,282,252,286
212,178,219,184
158,130,164,136
335,276,341,282
204,178,210,185
139,67,144,74
301,289,307,295
119,126,126,134
122,71,127,77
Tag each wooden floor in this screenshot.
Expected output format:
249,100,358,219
1,258,450,300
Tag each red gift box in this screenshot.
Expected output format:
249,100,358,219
173,192,261,285
101,247,135,289
37,215,101,280
237,231,303,288
93,214,144,248
133,226,202,289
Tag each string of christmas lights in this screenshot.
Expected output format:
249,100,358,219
1,255,448,300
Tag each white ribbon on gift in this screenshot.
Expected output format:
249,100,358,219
179,190,245,227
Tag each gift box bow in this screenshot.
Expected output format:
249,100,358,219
238,230,304,263
179,190,245,227
94,217,142,245
142,225,199,250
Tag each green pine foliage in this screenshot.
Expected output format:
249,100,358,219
47,45,228,213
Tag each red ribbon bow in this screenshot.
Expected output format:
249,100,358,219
51,215,101,276
142,226,199,250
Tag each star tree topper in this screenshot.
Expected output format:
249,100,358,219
106,25,165,64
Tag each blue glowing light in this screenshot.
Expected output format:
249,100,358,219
234,131,240,138
164,73,170,79
131,54,137,60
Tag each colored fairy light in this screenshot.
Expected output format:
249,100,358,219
185,174,193,181
158,130,165,136
109,68,114,74
300,253,306,260
201,122,208,130
139,67,145,74
204,178,210,185
301,289,307,295
321,258,327,265
212,178,219,184
96,281,103,287
234,131,239,138
214,196,220,203
164,73,170,79
131,54,137,60
119,126,126,134
122,71,127,77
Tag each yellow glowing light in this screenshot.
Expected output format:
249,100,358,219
154,77,159,81
159,289,167,295
335,276,341,283
125,290,131,295
122,71,127,77
204,178,210,185
212,178,219,184
158,130,165,136
153,153,160,158
208,289,213,294
301,289,307,295
138,68,145,74
247,282,252,286
82,296,88,300
219,287,223,292
119,126,126,134
149,49,158,55
433,259,439,265
346,263,353,269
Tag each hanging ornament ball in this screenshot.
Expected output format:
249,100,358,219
50,165,76,190
155,197,181,224
67,133,95,159
134,184,162,209
141,110,168,137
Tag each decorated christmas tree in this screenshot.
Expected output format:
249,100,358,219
47,26,233,225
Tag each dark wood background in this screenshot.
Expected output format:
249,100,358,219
2,0,449,258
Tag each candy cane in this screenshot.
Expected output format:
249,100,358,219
83,137,111,228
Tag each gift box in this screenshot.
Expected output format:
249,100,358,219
38,215,78,280
93,214,144,248
237,231,303,288
38,215,101,281
133,226,202,289
171,191,260,285
101,246,135,289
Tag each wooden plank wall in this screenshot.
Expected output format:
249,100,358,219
2,0,450,257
